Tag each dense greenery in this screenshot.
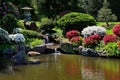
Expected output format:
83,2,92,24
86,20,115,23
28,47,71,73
58,12,96,34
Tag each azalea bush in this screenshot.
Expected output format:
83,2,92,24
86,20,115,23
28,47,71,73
82,26,106,38
83,34,101,48
66,30,82,47
103,34,118,45
66,30,80,40
112,24,120,37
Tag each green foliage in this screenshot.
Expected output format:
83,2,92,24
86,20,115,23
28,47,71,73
57,12,96,33
97,0,118,22
30,38,43,47
0,43,12,52
30,0,84,19
103,42,120,56
80,0,103,18
17,20,25,29
40,18,54,30
1,14,18,33
19,29,40,38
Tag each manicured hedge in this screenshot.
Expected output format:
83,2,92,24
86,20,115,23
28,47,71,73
57,12,96,34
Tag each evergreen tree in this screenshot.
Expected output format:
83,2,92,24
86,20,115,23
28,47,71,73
80,0,103,18
97,0,118,27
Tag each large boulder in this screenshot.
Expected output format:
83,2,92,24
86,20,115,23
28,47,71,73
33,45,46,53
82,48,99,57
59,43,73,54
13,50,27,65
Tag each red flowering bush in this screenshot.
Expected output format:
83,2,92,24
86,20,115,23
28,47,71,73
103,34,117,45
66,30,80,40
112,24,120,37
66,30,82,46
83,34,101,47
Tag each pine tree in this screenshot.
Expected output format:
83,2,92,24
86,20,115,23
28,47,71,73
97,0,118,27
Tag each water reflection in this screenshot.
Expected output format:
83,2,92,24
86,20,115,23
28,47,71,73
0,54,120,80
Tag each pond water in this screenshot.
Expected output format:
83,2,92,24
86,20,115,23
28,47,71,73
0,54,120,80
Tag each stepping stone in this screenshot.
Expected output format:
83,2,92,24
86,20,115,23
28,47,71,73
27,51,41,56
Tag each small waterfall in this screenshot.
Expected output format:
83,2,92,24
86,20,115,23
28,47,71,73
53,48,61,55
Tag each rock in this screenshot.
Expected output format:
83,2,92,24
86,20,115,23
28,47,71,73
13,50,27,65
44,48,55,54
78,46,84,55
82,48,99,57
27,51,41,56
59,43,73,54
3,48,13,59
33,45,46,53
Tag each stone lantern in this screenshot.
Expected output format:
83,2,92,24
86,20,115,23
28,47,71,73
21,6,33,21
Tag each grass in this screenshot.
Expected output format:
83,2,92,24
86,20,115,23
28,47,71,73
97,22,120,26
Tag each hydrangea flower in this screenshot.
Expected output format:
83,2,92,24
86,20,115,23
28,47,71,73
81,26,106,38
9,33,25,43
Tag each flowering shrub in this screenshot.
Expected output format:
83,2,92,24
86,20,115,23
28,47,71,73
66,30,80,40
81,26,106,38
0,2,19,17
66,30,82,46
0,27,10,43
0,2,19,33
112,24,120,37
83,34,101,47
9,33,25,43
103,34,117,45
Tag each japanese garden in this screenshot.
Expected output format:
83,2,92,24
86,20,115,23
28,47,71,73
0,0,120,80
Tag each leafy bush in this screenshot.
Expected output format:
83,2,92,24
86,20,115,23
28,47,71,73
57,12,96,34
103,42,120,56
0,28,10,43
0,2,19,33
30,38,43,47
40,18,54,31
82,26,106,38
1,14,18,33
103,34,117,45
112,24,120,37
17,20,25,29
19,29,40,38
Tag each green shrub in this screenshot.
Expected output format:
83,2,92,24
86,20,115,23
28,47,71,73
19,29,40,38
17,20,25,29
57,12,96,34
1,14,18,33
30,38,43,47
103,42,120,56
40,18,55,31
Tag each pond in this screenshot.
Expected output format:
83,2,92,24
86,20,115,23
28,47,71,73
0,54,120,80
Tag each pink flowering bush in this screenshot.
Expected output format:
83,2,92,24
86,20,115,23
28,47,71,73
66,30,82,46
66,30,80,40
83,34,101,48
112,24,120,37
103,34,117,45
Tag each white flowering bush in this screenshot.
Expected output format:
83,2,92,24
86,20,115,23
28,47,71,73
81,26,106,38
9,33,25,43
0,27,10,43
